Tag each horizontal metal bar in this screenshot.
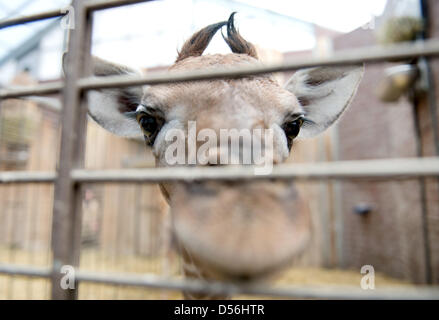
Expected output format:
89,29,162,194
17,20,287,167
1,157,439,184
85,0,152,11
78,40,439,89
2,40,439,99
0,1,152,30
0,82,63,99
0,9,64,29
0,171,56,184
74,271,439,300
72,157,439,183
0,263,437,299
0,264,51,278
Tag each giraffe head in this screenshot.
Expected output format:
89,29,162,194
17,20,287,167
71,14,363,281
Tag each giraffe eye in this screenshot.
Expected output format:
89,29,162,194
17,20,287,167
136,112,161,146
282,117,304,150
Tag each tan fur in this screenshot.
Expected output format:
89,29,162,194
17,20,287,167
148,53,300,138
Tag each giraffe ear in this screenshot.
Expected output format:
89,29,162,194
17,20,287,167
62,53,144,137
285,65,364,138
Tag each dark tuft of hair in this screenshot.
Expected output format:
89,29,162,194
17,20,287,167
176,12,258,62
222,12,258,59
176,21,227,62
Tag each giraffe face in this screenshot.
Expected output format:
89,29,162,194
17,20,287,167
71,15,363,283
139,54,310,278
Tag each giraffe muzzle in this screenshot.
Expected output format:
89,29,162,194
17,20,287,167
169,180,311,280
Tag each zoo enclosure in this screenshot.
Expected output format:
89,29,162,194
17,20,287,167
0,0,439,299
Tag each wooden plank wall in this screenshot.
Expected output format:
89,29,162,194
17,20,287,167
0,95,168,258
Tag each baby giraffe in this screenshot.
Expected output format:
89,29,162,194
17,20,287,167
65,13,363,299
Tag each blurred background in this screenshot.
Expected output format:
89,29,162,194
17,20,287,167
0,0,438,299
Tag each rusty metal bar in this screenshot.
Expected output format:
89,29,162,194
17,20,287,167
50,0,92,300
0,9,65,29
3,40,439,99
1,157,439,184
0,263,438,299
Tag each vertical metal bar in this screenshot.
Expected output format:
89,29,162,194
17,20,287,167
330,125,344,267
6,185,15,299
317,136,331,267
50,0,93,300
420,0,438,286
421,0,439,155
410,88,433,284
25,183,37,299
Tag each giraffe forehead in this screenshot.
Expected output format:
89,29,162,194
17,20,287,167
141,53,298,116
145,77,297,123
169,53,259,71
141,53,300,126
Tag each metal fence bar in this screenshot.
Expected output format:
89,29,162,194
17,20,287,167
1,157,439,184
0,9,65,29
85,0,153,11
0,263,438,299
0,1,152,30
0,82,64,99
0,264,51,278
78,40,439,90
3,40,439,99
73,271,439,300
50,0,92,300
0,172,55,184
70,157,439,183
